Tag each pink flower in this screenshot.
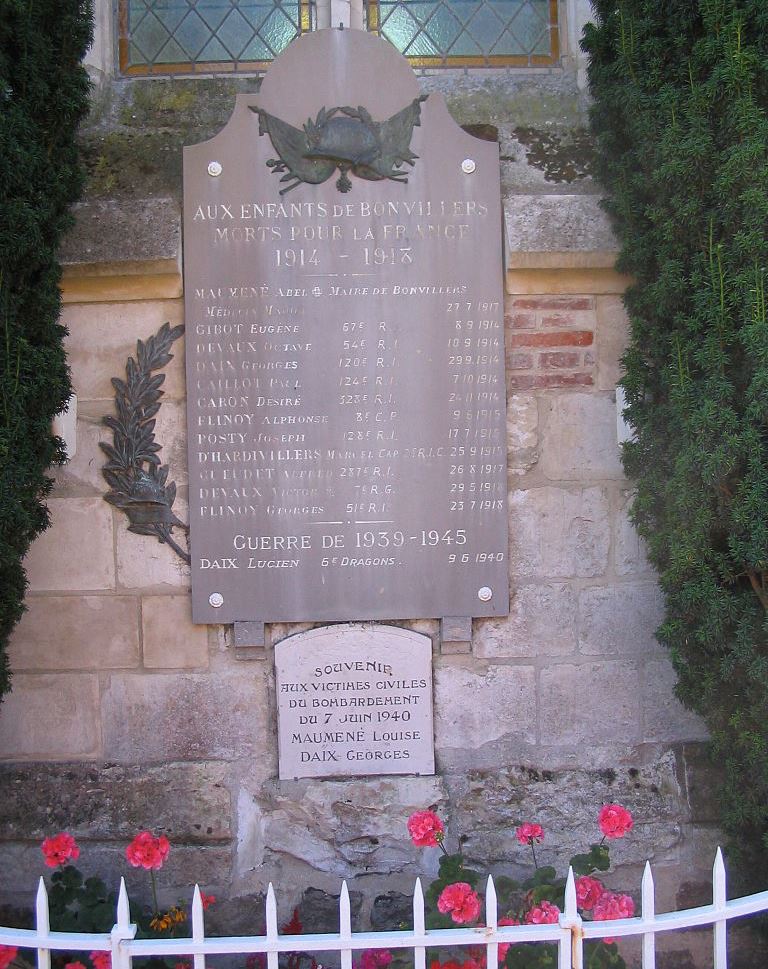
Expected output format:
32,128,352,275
407,810,445,848
175,962,192,969
437,882,482,924
592,892,635,943
524,900,560,925
598,804,633,840
201,892,216,910
0,946,18,969
515,823,544,846
355,950,393,969
497,916,520,959
575,875,604,911
41,833,80,868
125,831,170,870
90,953,111,969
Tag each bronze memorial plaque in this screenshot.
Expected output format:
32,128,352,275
184,28,509,624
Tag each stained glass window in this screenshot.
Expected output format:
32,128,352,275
119,0,312,74
366,0,558,66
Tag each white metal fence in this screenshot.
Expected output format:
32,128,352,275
2,849,767,969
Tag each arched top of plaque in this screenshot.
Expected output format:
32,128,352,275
186,28,492,166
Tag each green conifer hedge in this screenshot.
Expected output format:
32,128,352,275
0,0,93,697
583,1,768,884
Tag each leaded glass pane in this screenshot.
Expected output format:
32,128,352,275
122,0,305,72
369,0,557,64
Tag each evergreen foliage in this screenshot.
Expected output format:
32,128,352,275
0,0,93,697
583,1,768,884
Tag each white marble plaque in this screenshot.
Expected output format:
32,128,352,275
275,624,434,779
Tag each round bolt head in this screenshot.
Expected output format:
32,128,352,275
209,592,224,608
461,158,476,174
207,161,223,177
478,586,493,602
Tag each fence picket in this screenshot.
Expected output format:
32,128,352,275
340,881,353,969
265,884,279,969
35,878,50,969
192,885,205,969
561,867,579,969
641,862,655,969
485,875,498,969
111,878,135,969
713,848,727,969
412,877,426,969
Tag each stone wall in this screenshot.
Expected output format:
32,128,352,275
0,17,734,966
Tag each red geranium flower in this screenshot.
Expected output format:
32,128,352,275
598,804,634,840
200,892,216,910
514,823,544,846
41,832,80,868
125,831,170,870
407,810,445,848
524,900,560,925
408,811,445,848
593,891,634,943
437,882,482,924
575,875,604,911
90,953,111,969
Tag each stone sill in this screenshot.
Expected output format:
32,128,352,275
59,193,625,303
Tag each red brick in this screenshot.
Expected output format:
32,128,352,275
506,351,534,370
512,297,593,311
510,330,594,348
504,312,536,329
539,351,582,369
508,373,594,391
541,313,589,328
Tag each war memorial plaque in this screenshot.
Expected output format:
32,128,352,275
184,29,509,625
275,625,434,779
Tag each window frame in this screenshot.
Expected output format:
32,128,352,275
117,0,313,76
365,0,560,69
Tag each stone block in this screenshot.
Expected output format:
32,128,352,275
449,753,685,872
538,661,642,746
101,669,268,762
239,775,445,878
370,891,413,930
153,399,188,486
142,595,209,669
116,497,190,590
540,394,623,481
508,486,610,578
25,498,115,592
8,595,140,670
615,491,654,576
297,886,364,933
507,393,538,476
595,295,630,391
504,195,618,258
642,660,709,743
63,299,185,401
60,199,181,270
51,410,111,496
0,762,231,841
0,674,100,759
578,583,665,658
681,742,722,824
474,583,578,658
434,665,536,748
